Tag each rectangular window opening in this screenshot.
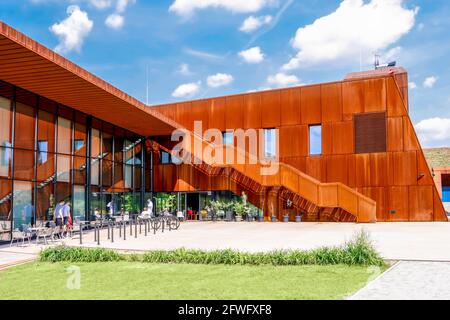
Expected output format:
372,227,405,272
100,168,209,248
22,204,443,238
309,125,322,156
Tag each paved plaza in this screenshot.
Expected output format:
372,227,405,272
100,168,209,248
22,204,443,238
350,261,450,300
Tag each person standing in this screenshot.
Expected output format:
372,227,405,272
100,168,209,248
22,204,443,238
54,200,65,237
62,201,71,238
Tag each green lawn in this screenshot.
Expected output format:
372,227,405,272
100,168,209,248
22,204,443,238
0,262,378,300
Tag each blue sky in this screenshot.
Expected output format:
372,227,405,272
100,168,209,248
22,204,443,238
0,0,449,147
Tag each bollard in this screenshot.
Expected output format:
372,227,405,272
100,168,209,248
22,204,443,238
124,221,126,240
97,225,100,246
153,220,156,235
162,218,164,233
135,219,138,238
79,222,83,245
144,220,147,237
139,220,142,234
94,223,97,242
107,221,110,240
130,218,133,236
111,221,114,243
119,220,122,238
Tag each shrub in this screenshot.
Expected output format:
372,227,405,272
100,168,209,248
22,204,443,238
40,246,123,263
39,231,385,267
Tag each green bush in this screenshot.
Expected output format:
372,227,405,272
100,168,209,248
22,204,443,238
40,246,123,263
39,231,385,266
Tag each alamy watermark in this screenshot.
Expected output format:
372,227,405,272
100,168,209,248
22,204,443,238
66,265,81,290
170,121,280,176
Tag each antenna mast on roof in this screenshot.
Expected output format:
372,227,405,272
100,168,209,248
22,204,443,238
374,53,380,70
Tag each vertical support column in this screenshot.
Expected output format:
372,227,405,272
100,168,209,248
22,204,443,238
85,116,92,222
9,87,16,237
140,139,146,212
33,96,39,227
150,140,154,215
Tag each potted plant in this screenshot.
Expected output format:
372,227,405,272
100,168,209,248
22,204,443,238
224,201,234,221
258,209,264,222
295,212,303,222
283,213,290,222
233,201,247,222
271,214,277,222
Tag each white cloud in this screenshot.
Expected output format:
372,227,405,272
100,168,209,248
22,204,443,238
423,76,437,88
239,15,273,33
239,47,264,64
282,0,418,70
178,63,192,76
415,118,450,148
207,73,234,88
116,0,134,13
105,0,135,30
105,13,124,29
89,0,112,9
172,81,201,98
267,73,299,87
409,82,417,90
169,0,275,17
50,5,94,54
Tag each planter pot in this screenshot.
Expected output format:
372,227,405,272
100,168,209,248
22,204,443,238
258,216,264,222
271,216,277,222
225,211,233,221
235,216,243,222
295,215,302,223
283,215,289,222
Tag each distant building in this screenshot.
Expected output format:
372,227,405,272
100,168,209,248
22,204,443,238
424,148,450,214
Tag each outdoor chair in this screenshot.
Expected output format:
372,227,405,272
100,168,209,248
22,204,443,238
10,229,31,247
36,227,53,245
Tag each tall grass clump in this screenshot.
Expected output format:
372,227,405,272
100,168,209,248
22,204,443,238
40,246,123,263
39,231,385,266
142,230,384,267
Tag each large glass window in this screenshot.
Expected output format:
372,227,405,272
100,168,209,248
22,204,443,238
0,179,12,240
0,96,12,148
57,117,72,155
15,103,36,150
37,152,56,182
36,184,54,223
38,110,55,154
13,149,34,181
57,154,71,183
0,147,12,179
309,125,322,156
12,181,33,230
73,186,85,223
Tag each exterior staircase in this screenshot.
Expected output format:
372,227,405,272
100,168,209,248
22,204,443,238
153,133,377,223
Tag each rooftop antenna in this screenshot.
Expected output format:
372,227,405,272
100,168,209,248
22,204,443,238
374,53,380,70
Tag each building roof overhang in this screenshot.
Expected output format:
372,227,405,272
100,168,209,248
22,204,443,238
0,21,178,136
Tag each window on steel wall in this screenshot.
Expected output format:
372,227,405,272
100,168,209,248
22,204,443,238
264,128,277,158
309,125,322,156
222,131,234,146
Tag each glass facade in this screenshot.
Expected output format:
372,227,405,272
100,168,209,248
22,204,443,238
0,81,149,241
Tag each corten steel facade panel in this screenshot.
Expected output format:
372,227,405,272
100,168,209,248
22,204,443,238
153,73,447,222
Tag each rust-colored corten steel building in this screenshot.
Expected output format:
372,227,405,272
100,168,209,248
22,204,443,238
0,21,447,241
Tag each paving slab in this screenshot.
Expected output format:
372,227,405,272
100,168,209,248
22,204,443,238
349,261,450,300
